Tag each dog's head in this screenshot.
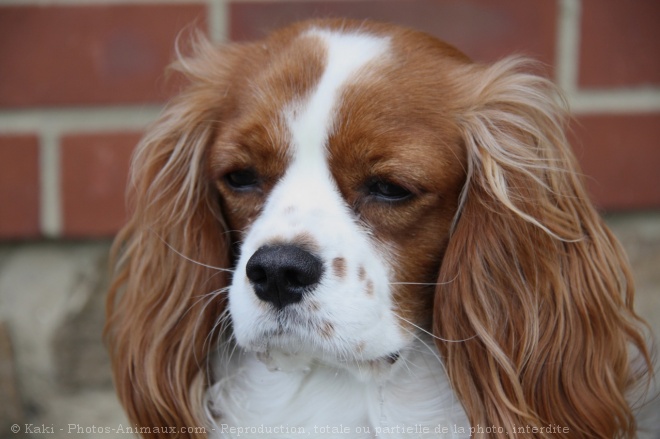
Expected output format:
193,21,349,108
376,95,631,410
106,19,650,438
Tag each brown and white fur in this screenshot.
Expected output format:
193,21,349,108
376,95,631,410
105,19,652,438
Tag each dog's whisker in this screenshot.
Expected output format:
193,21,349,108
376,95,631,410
203,308,231,359
393,312,477,344
389,273,459,287
395,322,466,410
184,287,229,319
190,289,230,369
392,325,435,378
150,228,234,273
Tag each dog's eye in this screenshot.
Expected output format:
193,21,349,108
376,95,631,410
225,169,259,190
367,179,412,201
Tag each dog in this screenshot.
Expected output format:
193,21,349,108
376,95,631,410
105,19,652,438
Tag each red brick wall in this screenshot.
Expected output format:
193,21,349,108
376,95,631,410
1,0,659,239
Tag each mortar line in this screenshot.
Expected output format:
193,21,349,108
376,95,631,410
0,106,162,134
207,0,228,43
556,0,581,94
569,89,660,114
0,0,208,5
39,130,61,238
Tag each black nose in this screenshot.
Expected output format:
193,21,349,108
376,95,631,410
246,244,324,309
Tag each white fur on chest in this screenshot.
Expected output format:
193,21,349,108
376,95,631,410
205,337,470,439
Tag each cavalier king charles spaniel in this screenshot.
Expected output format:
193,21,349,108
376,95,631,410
106,19,652,438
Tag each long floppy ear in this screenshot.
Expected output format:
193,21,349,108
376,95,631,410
435,58,651,438
105,37,241,437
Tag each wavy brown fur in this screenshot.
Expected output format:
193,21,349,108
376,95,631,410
104,37,238,438
434,59,651,438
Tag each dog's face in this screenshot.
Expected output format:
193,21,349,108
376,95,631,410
208,24,466,368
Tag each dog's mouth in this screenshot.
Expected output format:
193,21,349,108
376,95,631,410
239,318,403,374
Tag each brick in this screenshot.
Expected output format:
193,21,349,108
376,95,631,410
61,132,140,237
0,4,207,108
572,114,660,210
230,0,557,66
579,0,660,88
0,135,40,239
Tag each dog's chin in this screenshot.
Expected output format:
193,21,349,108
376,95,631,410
236,329,404,380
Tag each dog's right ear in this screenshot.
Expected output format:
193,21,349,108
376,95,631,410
104,35,249,437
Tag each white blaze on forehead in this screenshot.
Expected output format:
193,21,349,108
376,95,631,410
287,28,390,163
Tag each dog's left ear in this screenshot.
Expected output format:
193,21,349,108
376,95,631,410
434,58,651,438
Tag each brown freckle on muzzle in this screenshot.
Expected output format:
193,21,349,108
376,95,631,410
332,257,347,279
358,266,366,281
365,279,374,296
320,321,335,339
308,300,321,312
